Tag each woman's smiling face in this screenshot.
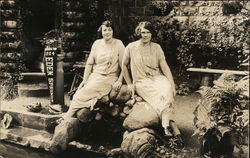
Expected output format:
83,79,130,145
101,25,113,41
140,27,152,44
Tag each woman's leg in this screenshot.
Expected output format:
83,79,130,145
63,106,79,119
161,105,184,147
161,106,174,136
161,104,181,136
169,120,181,136
62,85,90,120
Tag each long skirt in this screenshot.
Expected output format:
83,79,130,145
65,72,118,117
135,75,175,127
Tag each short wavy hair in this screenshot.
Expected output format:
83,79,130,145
97,20,115,39
134,21,156,38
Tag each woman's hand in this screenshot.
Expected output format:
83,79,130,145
112,81,122,91
127,84,135,97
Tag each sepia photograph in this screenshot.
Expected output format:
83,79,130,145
0,0,249,157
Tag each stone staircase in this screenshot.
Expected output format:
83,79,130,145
18,72,49,97
18,72,73,97
0,71,71,151
0,108,62,151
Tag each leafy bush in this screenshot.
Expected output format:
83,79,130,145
193,73,249,157
222,1,243,15
152,3,249,69
176,82,191,96
0,77,18,100
150,1,174,16
142,1,249,93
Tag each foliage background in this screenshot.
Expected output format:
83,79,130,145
108,1,250,94
1,0,249,99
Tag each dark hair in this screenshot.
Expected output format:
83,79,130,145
134,21,156,38
97,20,115,39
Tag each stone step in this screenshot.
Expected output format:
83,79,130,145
0,126,110,155
19,72,73,85
0,108,62,133
0,139,107,158
0,126,52,151
0,141,52,158
18,72,49,97
18,72,73,97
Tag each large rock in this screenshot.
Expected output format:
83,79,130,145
49,118,80,153
121,128,156,158
109,85,131,103
123,102,160,131
76,108,93,123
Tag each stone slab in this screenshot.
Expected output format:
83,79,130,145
0,126,52,151
0,126,110,155
0,108,62,133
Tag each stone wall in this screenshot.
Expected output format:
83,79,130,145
103,0,250,45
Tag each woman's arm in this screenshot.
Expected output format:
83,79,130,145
82,59,93,83
112,40,125,91
158,46,176,95
78,41,96,89
160,60,175,87
122,46,134,96
122,46,132,85
117,41,125,82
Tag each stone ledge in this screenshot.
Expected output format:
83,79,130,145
0,108,62,132
0,126,52,151
0,126,112,155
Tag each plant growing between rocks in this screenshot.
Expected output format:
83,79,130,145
193,73,249,157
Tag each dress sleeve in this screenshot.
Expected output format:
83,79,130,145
86,40,97,65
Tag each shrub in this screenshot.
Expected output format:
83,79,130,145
0,77,18,100
142,1,249,93
193,73,249,157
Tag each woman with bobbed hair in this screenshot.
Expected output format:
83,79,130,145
63,20,125,119
122,21,183,144
49,21,125,153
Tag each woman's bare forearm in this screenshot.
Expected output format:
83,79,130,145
122,66,132,85
118,47,124,83
160,61,175,86
122,61,132,84
82,64,93,82
117,71,123,82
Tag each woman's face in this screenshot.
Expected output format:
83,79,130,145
101,25,113,41
140,27,152,44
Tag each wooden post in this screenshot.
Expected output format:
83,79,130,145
54,54,64,106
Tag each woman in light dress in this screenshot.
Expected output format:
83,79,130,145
63,20,125,119
122,21,183,144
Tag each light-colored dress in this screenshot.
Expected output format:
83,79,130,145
124,40,174,119
68,39,125,115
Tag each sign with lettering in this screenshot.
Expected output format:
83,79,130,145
44,47,57,104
